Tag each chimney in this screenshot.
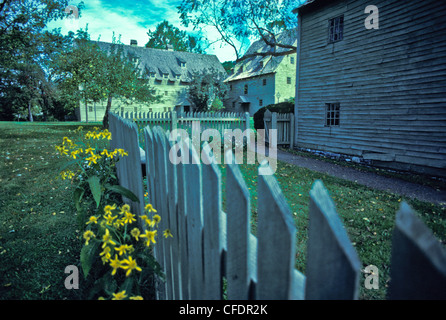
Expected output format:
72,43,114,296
130,39,138,46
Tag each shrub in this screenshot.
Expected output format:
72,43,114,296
253,101,294,130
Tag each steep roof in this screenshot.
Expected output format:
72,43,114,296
93,41,226,83
225,28,298,83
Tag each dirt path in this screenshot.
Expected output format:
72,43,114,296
275,149,446,207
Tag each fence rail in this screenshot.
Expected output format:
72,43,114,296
108,112,446,300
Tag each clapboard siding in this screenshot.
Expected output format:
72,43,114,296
295,0,446,176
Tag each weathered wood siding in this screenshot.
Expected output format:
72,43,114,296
295,0,446,176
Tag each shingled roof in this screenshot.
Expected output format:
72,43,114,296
93,41,226,83
225,28,298,83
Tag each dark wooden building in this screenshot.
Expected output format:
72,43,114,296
294,0,446,177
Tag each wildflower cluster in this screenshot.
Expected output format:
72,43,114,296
82,201,170,300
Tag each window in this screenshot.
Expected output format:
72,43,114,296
244,84,248,94
329,15,344,42
88,106,93,112
262,79,267,86
290,56,295,64
163,73,169,79
230,84,232,91
239,66,244,73
232,101,236,109
287,77,292,84
259,61,264,68
325,103,340,126
259,99,263,107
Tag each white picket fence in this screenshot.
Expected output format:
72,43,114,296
108,112,446,300
121,110,250,135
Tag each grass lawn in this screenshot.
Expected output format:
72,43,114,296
0,121,100,299
0,121,444,300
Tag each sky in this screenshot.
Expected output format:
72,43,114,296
46,0,239,63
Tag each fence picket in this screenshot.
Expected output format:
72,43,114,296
388,202,446,299
201,142,225,300
257,161,305,300
184,138,204,299
225,150,256,300
305,180,361,299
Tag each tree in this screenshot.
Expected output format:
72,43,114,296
0,0,84,120
54,30,159,128
178,0,305,61
187,69,228,112
146,20,205,54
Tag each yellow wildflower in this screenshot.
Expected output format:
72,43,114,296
112,290,127,300
115,244,134,256
140,215,154,228
163,229,173,238
116,148,128,157
109,254,122,276
85,147,95,155
83,230,95,245
102,229,116,248
140,230,157,247
63,137,73,146
153,214,161,227
104,204,117,215
130,228,141,241
86,215,99,225
100,148,110,158
104,214,117,226
123,211,136,225
100,246,112,263
145,203,157,213
129,296,143,300
120,204,131,215
120,256,142,277
86,154,99,166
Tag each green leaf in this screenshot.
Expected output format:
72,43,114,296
73,187,85,212
105,184,139,203
80,241,99,279
87,175,102,208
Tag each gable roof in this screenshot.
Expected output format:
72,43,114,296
93,41,226,83
225,28,298,83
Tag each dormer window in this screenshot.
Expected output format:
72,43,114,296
163,73,169,79
239,66,244,73
259,61,264,68
180,62,186,68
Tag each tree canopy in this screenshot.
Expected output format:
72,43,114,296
146,20,205,54
178,0,305,61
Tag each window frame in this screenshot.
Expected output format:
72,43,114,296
325,103,340,127
244,84,248,94
328,15,344,43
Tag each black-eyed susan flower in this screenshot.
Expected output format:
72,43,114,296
163,229,173,238
104,204,117,215
102,229,116,248
144,203,157,213
109,254,122,276
83,230,95,245
112,290,127,300
123,211,136,225
121,256,142,277
140,230,157,247
86,215,99,225
153,214,161,227
130,227,141,241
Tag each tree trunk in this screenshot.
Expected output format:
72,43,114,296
85,99,88,123
102,94,113,129
28,101,33,122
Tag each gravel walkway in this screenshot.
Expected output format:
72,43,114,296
275,149,446,207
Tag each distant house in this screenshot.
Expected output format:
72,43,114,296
76,40,226,122
224,29,298,116
294,0,446,177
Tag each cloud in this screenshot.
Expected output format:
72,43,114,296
47,0,238,61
